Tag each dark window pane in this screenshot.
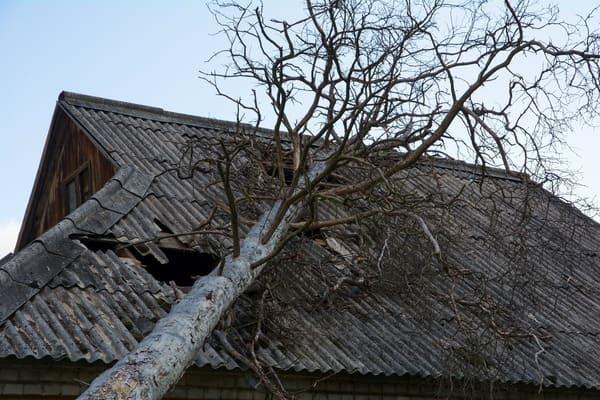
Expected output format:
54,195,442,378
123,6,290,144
79,168,90,202
66,180,78,213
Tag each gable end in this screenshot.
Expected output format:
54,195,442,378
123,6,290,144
16,103,116,249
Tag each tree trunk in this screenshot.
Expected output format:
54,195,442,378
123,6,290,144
77,200,296,399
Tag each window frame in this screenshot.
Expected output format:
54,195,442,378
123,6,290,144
62,162,92,214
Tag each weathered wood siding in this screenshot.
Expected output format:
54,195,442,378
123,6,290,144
18,107,115,247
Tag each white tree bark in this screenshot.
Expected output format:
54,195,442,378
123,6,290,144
77,199,300,399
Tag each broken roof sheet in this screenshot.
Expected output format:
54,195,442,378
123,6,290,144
1,92,600,390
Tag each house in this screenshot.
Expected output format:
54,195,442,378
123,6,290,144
1,91,600,399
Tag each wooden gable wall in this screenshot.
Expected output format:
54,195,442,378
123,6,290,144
16,106,116,249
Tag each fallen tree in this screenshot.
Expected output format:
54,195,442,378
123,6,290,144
78,0,600,398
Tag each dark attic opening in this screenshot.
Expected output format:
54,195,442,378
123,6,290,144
74,235,220,287
139,247,220,287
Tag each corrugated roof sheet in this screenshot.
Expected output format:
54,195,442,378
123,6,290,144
1,91,600,390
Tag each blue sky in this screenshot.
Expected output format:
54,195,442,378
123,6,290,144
0,0,599,255
0,0,281,254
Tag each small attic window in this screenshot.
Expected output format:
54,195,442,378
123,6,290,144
64,164,91,213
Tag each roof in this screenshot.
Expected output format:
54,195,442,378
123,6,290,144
2,91,600,390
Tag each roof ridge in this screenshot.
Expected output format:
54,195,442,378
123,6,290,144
60,91,524,182
59,91,264,133
60,91,164,114
417,156,526,182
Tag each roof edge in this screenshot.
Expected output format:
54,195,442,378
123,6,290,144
59,91,267,134
15,102,64,250
0,167,153,325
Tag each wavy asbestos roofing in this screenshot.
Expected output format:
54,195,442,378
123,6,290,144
1,91,600,390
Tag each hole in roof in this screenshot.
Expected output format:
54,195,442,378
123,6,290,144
74,235,220,287
74,235,120,252
153,218,174,234
137,248,220,287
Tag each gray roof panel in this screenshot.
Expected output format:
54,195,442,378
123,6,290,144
1,92,600,390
